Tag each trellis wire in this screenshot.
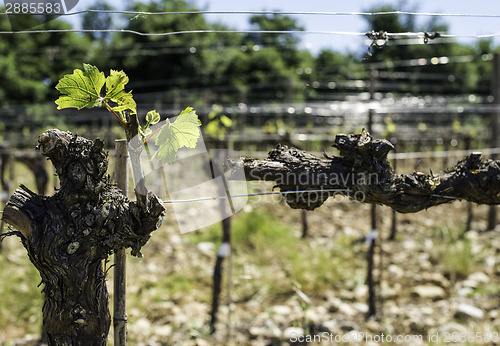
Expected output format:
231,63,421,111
0,28,364,36
160,188,466,204
0,28,499,39
162,188,351,204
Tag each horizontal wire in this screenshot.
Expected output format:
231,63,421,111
0,28,498,39
0,189,350,213
0,28,366,36
162,187,475,204
430,194,461,200
3,9,500,18
162,188,352,204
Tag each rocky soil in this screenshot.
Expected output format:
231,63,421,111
130,198,500,346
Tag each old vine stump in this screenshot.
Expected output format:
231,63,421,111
2,129,165,345
230,131,500,211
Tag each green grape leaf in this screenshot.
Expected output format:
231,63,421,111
105,69,136,115
84,64,106,99
111,92,137,115
105,69,129,99
146,110,161,125
153,107,201,165
153,121,176,164
55,63,105,110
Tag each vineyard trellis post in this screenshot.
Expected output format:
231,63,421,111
210,138,234,336
366,67,378,319
301,209,308,238
464,136,474,232
114,139,129,346
0,147,13,252
388,140,398,240
488,52,500,230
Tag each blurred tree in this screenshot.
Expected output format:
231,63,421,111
225,45,293,102
246,13,304,68
0,15,91,105
310,49,365,100
229,13,314,103
82,0,114,41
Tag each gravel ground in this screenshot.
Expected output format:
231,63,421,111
5,190,500,346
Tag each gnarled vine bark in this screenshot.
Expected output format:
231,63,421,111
229,131,500,212
1,129,165,345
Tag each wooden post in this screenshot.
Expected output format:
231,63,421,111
442,139,450,169
366,68,378,319
210,216,232,335
366,201,377,319
388,142,398,240
0,146,12,252
464,136,474,232
7,148,14,200
114,140,128,346
413,138,422,171
210,142,234,336
488,53,500,230
301,209,308,238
